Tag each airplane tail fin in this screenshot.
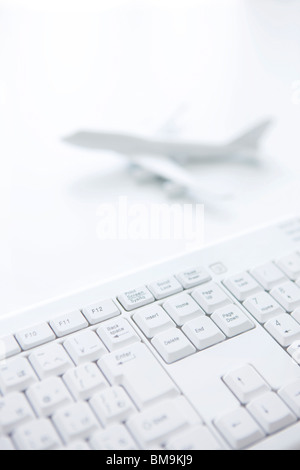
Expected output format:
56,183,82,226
229,119,273,150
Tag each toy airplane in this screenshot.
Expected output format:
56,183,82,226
63,119,272,204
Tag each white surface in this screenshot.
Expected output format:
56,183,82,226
0,0,300,315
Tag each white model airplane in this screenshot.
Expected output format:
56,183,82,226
63,119,272,204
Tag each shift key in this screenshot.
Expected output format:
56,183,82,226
98,343,179,409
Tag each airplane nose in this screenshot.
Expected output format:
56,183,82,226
62,132,102,149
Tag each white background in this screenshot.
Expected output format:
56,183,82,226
0,0,300,316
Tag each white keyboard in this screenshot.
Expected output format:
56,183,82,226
2,217,300,450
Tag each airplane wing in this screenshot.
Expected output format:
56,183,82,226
62,120,272,203
130,154,223,205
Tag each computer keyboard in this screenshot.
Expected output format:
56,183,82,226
2,217,300,450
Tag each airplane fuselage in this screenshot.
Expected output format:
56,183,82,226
64,132,255,162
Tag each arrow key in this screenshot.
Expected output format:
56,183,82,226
223,365,270,404
215,408,265,449
97,318,140,351
247,392,296,435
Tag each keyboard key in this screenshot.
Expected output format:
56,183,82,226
223,272,263,302
0,393,35,434
82,299,120,325
151,328,196,364
29,343,73,379
90,386,135,426
0,357,37,394
265,314,300,347
15,323,56,351
249,421,300,450
192,282,231,314
127,398,198,448
117,286,154,311
182,316,225,350
279,379,300,418
215,408,265,450
63,363,107,401
133,305,175,338
59,441,91,451
0,335,21,361
247,392,296,435
90,424,138,450
176,267,211,289
0,437,15,450
167,425,222,450
27,377,73,417
148,277,183,300
64,330,107,365
287,340,300,362
53,402,99,443
292,307,300,325
163,294,204,326
271,281,300,312
243,292,284,324
223,365,270,404
277,253,300,281
98,343,179,409
251,262,287,291
13,419,61,450
50,311,88,337
96,318,140,351
211,305,254,338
